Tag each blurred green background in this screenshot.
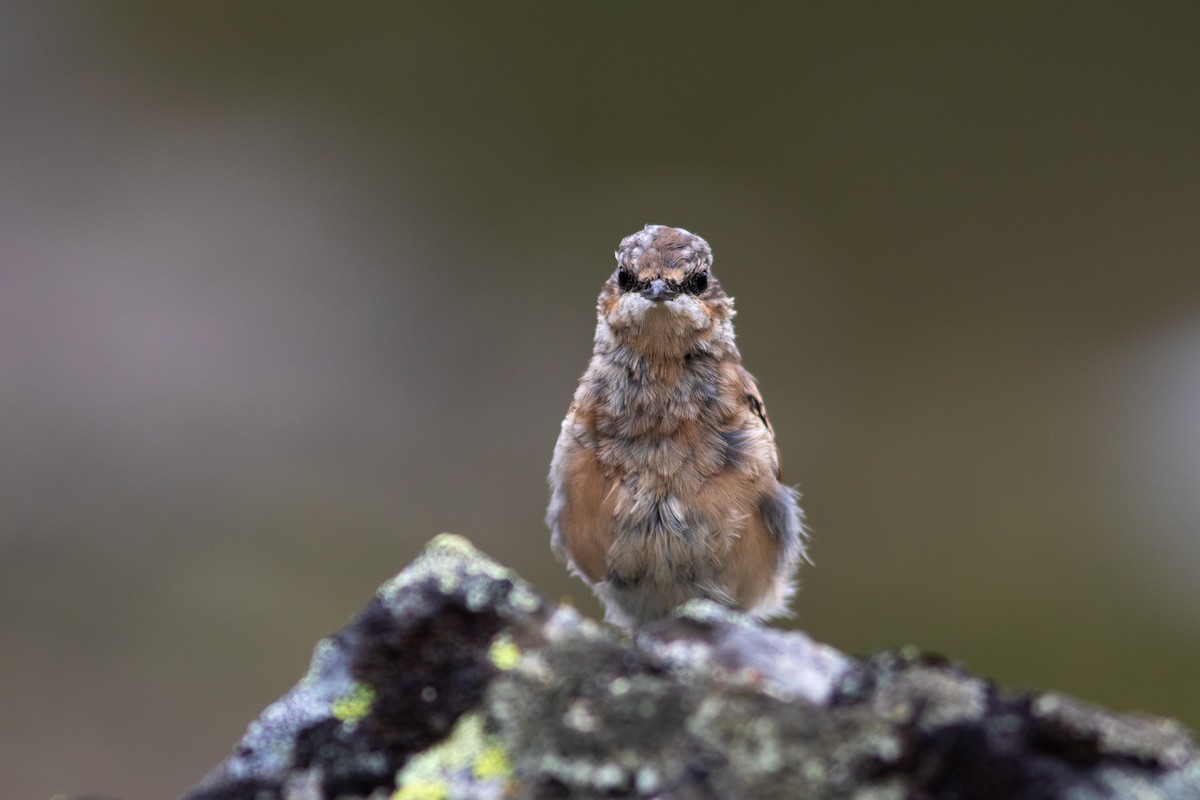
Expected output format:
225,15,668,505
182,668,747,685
3,4,1199,798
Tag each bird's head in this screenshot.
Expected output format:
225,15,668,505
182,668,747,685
597,225,734,357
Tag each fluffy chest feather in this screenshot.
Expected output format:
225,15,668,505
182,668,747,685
580,348,740,493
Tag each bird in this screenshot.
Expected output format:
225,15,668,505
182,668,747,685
547,224,807,628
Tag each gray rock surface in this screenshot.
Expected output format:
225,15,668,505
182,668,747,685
182,534,1200,800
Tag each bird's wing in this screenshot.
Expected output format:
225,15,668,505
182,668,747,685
546,411,617,585
738,364,782,479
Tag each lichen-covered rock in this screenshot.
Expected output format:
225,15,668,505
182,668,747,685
182,534,1200,800
183,534,549,800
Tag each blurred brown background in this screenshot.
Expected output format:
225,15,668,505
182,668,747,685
3,4,1199,798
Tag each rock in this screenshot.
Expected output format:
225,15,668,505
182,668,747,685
182,534,1200,800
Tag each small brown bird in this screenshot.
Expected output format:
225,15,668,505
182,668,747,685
547,225,807,628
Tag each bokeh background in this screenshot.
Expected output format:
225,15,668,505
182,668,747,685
3,4,1200,797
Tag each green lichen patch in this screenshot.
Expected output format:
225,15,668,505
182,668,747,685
332,681,377,723
489,636,521,671
393,712,514,799
473,743,512,780
392,778,449,800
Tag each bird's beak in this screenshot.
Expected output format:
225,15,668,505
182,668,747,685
644,279,677,303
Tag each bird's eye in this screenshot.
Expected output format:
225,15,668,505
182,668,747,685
685,271,709,294
617,267,635,291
